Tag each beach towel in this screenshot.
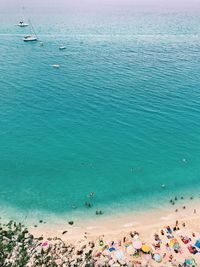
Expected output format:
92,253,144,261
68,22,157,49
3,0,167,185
187,245,198,255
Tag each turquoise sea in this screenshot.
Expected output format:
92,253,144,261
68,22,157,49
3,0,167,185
0,12,200,222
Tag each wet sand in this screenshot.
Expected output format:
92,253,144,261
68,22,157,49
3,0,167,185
23,199,200,265
30,199,200,244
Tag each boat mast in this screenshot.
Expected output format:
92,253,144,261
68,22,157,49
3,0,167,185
28,19,38,39
22,6,25,21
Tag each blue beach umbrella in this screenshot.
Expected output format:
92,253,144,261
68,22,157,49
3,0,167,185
153,253,162,262
115,250,124,260
109,247,116,252
195,239,200,249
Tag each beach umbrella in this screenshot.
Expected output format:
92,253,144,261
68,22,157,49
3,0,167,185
40,241,50,252
126,245,135,255
144,254,151,261
185,258,196,266
195,239,200,249
169,238,179,248
173,243,180,250
170,238,178,244
132,240,142,249
109,247,116,252
115,250,124,260
141,245,151,253
185,259,191,265
124,241,132,249
42,241,49,249
153,253,162,263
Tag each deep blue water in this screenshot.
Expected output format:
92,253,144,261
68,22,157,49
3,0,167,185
0,13,200,221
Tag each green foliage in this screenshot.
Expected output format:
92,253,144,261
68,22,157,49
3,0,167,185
0,220,58,267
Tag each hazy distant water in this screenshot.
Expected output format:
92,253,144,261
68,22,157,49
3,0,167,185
0,12,200,221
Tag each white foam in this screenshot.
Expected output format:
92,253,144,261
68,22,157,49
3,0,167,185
86,226,97,230
123,222,139,228
160,214,175,221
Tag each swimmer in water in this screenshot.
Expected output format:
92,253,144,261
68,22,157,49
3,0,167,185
88,192,95,198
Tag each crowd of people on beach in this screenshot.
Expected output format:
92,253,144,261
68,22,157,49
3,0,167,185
0,218,200,267
79,220,199,266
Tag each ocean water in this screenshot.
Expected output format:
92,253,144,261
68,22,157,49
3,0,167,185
0,12,200,222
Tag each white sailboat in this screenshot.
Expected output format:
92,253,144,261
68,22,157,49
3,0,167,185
59,45,66,50
23,35,38,42
23,20,38,42
52,64,60,68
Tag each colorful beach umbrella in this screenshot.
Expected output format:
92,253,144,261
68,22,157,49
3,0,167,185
144,254,151,261
125,241,132,247
132,240,142,249
141,244,151,253
169,238,178,245
169,238,179,248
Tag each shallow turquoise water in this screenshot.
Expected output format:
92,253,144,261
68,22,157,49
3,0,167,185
0,13,200,220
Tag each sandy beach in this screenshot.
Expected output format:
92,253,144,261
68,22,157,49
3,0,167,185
30,199,200,242
1,199,200,266
25,198,200,266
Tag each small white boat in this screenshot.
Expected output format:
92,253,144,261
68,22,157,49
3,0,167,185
52,64,60,68
23,35,37,42
17,20,29,27
59,45,66,50
23,20,38,42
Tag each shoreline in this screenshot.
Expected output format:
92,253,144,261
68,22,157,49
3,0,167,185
2,189,199,227
30,198,200,243
26,198,200,265
1,198,200,266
